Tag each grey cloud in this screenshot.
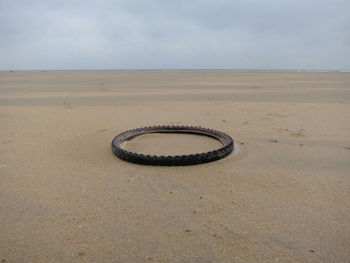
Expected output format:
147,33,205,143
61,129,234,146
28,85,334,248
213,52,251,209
0,0,349,70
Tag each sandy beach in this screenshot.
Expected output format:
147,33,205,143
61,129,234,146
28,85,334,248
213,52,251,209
0,70,349,262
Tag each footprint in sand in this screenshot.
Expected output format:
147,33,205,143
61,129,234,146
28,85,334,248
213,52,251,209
98,129,108,132
31,133,43,137
307,106,320,111
267,113,288,118
274,128,307,137
2,140,13,144
63,98,73,109
274,128,289,132
290,129,306,137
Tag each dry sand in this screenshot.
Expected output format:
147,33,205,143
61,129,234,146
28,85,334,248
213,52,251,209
0,70,349,262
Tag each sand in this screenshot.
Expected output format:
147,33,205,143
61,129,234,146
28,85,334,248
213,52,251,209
0,70,349,262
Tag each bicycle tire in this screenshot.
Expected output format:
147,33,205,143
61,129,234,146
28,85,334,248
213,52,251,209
111,125,234,166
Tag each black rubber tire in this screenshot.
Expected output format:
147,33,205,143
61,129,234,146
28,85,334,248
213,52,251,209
111,125,234,166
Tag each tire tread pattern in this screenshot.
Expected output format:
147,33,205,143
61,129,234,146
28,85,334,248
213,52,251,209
111,125,234,166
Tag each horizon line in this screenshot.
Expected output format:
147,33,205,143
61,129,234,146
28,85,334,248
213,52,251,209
1,68,349,72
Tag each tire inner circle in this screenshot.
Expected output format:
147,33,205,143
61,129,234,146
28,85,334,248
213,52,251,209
121,132,223,156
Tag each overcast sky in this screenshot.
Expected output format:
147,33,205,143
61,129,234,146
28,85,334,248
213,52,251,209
1,0,349,70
